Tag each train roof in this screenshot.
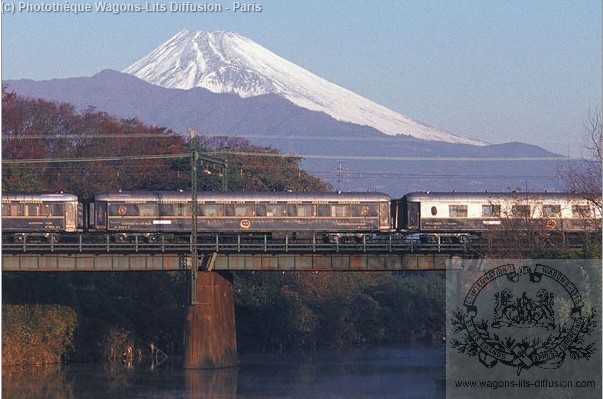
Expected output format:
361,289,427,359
401,191,596,202
2,192,79,202
94,191,391,203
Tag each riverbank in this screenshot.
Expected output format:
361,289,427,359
2,304,77,367
2,271,446,367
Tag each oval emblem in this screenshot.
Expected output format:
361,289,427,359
546,219,557,229
240,219,251,229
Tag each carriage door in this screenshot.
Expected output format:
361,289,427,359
64,202,76,232
407,202,420,230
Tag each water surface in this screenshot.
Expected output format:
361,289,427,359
2,346,445,399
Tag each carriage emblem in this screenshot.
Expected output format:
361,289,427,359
240,219,251,229
450,264,597,376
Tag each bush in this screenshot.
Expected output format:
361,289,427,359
2,304,77,366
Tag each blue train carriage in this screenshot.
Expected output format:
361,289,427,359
92,191,392,242
91,191,190,242
398,192,602,243
1,192,81,242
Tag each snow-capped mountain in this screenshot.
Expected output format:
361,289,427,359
123,29,484,146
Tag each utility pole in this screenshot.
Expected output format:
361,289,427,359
222,145,229,192
188,130,229,305
337,161,344,192
189,128,199,305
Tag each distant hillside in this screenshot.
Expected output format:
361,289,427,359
6,71,567,196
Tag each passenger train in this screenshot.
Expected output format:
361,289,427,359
2,190,601,244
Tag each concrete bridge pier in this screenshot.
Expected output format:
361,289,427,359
184,271,238,369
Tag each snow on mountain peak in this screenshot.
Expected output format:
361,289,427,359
123,29,485,145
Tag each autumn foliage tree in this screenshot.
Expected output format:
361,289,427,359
2,88,190,197
2,88,330,197
561,109,602,211
196,135,330,192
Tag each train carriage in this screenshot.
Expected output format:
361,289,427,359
92,191,392,242
1,193,81,242
395,192,601,242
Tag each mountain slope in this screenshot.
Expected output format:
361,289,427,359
123,29,484,146
6,71,565,196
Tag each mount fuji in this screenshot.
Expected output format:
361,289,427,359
123,29,483,146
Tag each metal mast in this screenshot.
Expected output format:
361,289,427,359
190,128,199,305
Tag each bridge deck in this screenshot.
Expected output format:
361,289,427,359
2,234,479,272
1,252,473,272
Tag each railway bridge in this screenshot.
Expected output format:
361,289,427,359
2,234,484,369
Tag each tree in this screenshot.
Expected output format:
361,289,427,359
2,91,189,197
561,109,602,212
2,90,331,197
196,135,331,193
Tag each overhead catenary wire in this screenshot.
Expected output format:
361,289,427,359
2,132,594,161
3,145,588,165
1,154,190,164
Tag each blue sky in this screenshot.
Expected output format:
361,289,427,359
2,0,601,156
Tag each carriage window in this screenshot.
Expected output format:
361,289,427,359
317,204,331,217
572,205,591,218
37,204,60,216
159,204,174,216
174,203,191,216
2,204,9,216
288,204,313,217
542,205,561,217
511,205,530,217
332,205,350,217
263,204,286,217
225,204,254,217
199,204,223,217
39,204,51,216
257,204,288,217
48,204,65,216
139,204,157,216
26,204,40,216
449,205,468,218
482,205,500,217
10,204,24,216
237,204,255,216
352,204,377,217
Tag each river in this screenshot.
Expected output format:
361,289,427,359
2,346,445,399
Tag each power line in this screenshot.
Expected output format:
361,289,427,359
306,171,563,181
2,153,189,164
1,133,182,140
224,150,574,162
3,149,584,166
